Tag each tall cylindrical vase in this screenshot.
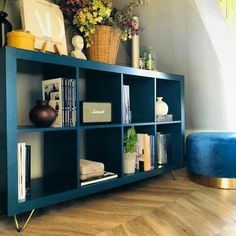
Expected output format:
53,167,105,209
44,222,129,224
0,11,12,47
132,16,139,68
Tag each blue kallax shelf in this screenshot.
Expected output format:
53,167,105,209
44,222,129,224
0,47,184,216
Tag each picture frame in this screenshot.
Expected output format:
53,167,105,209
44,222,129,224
20,0,68,55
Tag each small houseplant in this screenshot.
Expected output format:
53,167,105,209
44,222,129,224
48,0,149,63
124,126,138,174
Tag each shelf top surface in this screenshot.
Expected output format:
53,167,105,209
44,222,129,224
2,47,184,81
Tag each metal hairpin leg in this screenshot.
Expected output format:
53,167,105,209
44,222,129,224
13,209,35,232
171,170,177,180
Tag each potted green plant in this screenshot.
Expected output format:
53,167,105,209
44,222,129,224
47,0,149,63
124,126,138,174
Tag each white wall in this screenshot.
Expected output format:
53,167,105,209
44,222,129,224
113,0,236,131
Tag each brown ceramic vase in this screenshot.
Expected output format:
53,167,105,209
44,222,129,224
29,100,56,128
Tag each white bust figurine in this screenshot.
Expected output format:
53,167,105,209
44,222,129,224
71,35,87,60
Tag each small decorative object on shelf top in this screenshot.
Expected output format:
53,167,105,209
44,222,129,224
156,97,168,116
139,46,156,70
20,0,68,55
7,31,35,51
29,100,57,128
145,46,156,70
0,0,12,47
71,35,87,60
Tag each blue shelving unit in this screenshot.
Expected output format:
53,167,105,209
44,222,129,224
0,47,184,216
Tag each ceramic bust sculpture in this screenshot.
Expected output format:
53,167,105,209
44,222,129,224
71,35,87,60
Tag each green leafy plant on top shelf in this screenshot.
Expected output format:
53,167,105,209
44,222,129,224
124,126,138,153
47,0,150,47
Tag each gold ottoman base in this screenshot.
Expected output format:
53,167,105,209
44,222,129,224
189,172,236,189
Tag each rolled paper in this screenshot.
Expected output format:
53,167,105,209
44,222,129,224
132,16,139,68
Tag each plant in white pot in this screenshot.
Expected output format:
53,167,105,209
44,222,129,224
124,126,138,174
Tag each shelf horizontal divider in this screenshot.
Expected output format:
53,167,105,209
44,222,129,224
80,124,122,129
123,122,155,127
18,126,78,133
156,120,182,125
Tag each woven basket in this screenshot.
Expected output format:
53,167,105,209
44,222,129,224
87,25,121,64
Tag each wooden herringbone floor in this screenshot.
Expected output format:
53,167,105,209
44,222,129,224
1,169,236,236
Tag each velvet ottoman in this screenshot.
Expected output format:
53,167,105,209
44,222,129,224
186,132,236,189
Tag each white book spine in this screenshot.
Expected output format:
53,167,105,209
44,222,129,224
123,85,129,124
17,143,21,201
126,85,131,123
21,143,26,201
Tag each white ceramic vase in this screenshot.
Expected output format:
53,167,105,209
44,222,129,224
124,152,136,174
156,97,168,116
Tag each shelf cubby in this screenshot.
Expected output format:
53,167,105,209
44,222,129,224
80,127,122,177
156,78,182,121
79,68,122,124
156,123,183,164
123,74,155,123
17,59,77,128
18,130,78,201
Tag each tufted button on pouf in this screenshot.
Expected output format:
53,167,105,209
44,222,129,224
186,132,236,189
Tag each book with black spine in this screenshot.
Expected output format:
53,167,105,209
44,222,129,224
25,145,31,198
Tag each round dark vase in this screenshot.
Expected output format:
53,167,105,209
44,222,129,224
29,100,57,128
0,11,12,47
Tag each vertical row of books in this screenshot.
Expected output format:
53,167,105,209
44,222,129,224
42,78,77,127
17,143,31,202
136,134,155,171
123,85,131,123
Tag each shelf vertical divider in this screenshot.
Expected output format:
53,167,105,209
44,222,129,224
180,76,185,167
77,67,81,188
6,49,19,215
120,73,124,177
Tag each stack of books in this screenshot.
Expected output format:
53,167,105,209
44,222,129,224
136,133,155,171
156,114,173,122
17,143,31,201
123,85,131,123
80,159,118,186
42,78,77,127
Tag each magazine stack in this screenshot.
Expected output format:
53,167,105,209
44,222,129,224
42,78,77,127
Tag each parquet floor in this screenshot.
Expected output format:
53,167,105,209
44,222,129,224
1,169,236,236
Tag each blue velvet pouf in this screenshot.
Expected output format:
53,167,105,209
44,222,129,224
186,132,236,189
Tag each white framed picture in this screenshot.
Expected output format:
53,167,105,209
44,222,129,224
20,0,68,55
